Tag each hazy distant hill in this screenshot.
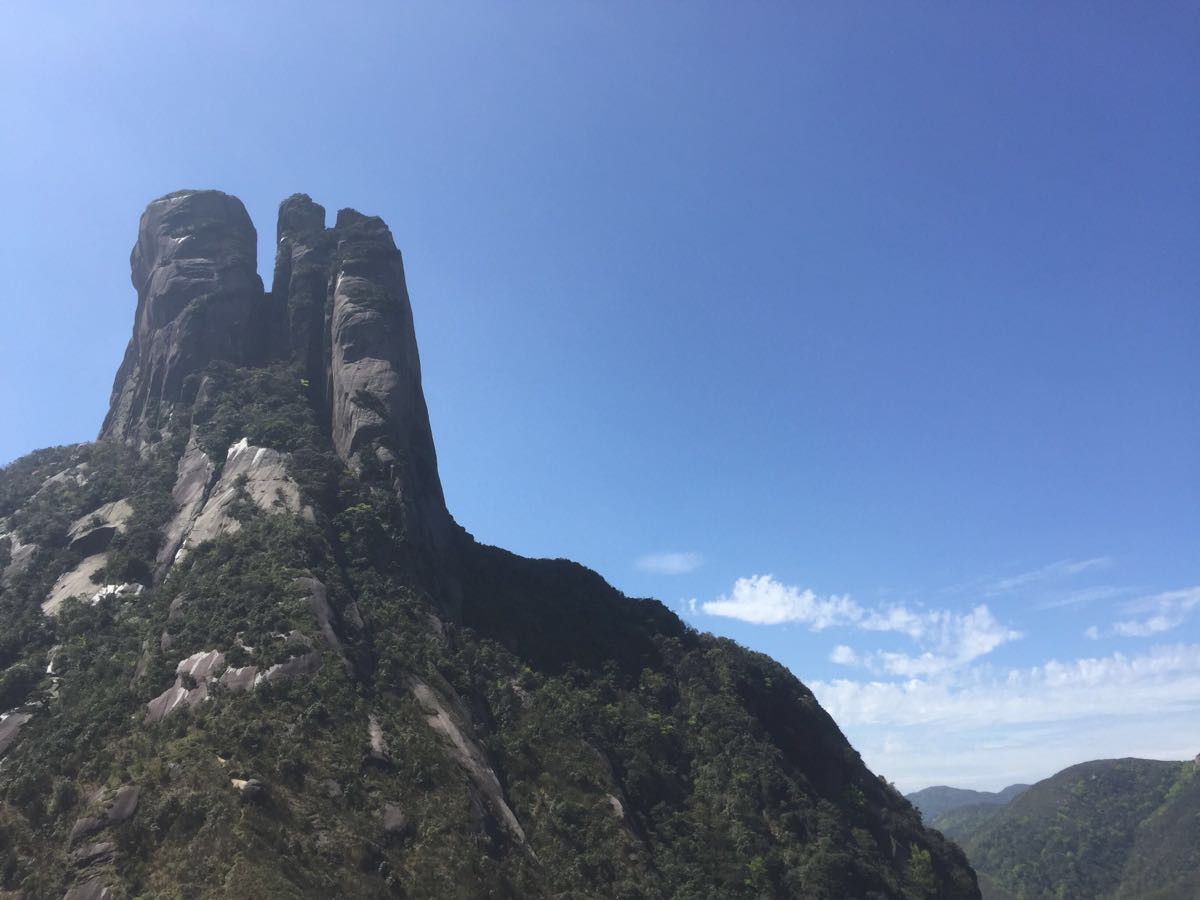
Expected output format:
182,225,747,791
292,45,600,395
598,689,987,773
906,783,1029,820
941,757,1200,899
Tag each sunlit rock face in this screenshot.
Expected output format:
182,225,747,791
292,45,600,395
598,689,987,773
101,190,265,446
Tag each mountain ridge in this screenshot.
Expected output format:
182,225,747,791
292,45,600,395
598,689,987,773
905,784,1030,821
0,190,978,898
925,756,1200,899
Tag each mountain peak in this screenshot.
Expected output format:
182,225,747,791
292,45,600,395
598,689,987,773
103,190,451,553
102,190,264,446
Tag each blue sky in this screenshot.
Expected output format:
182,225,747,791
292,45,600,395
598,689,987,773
1,2,1197,791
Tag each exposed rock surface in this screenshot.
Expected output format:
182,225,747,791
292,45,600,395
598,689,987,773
381,802,409,835
325,211,452,552
70,841,115,868
408,676,526,844
269,196,453,555
102,191,266,445
68,786,140,846
257,650,322,685
145,650,225,722
0,532,36,583
43,554,108,615
62,877,114,900
0,711,33,756
367,714,389,764
163,437,308,567
156,434,216,570
66,498,133,556
219,665,258,692
295,576,342,653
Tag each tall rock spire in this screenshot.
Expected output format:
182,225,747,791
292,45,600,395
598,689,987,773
326,209,451,551
101,190,265,444
271,197,452,552
102,189,452,553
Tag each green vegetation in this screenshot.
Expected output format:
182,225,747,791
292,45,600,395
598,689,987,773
0,362,978,897
941,758,1200,899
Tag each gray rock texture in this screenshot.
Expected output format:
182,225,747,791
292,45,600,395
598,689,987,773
102,190,453,556
66,499,133,556
145,651,225,723
102,190,266,445
43,554,107,615
0,711,32,756
62,877,113,900
407,675,526,844
156,433,216,570
325,210,451,552
162,437,309,567
269,197,453,555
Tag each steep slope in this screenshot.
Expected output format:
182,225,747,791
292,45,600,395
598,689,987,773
906,784,1029,821
0,190,978,899
951,757,1200,899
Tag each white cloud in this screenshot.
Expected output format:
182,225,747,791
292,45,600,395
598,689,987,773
811,643,1200,729
636,551,703,575
701,575,1020,673
830,644,858,665
1085,586,1200,639
701,574,860,627
811,643,1200,792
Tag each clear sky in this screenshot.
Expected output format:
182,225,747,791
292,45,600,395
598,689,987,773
1,2,1197,792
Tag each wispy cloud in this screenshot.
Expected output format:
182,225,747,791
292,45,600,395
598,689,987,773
636,551,703,575
987,556,1112,594
1037,584,1131,610
812,643,1200,729
700,574,1021,673
1087,586,1200,639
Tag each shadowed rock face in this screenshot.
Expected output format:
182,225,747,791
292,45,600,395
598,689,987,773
101,191,265,445
270,195,452,553
325,210,451,551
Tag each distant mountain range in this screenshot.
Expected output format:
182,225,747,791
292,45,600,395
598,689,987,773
906,783,1030,820
909,756,1200,899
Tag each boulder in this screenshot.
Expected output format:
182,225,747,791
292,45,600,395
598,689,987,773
0,710,32,756
66,499,133,556
381,802,409,835
219,665,258,692
68,786,139,845
367,714,390,764
145,651,225,723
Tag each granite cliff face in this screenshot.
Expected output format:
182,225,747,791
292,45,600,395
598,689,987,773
101,191,265,446
0,191,979,899
103,190,451,555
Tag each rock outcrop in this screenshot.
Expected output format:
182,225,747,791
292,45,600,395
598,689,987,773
101,190,453,555
269,196,453,554
159,437,309,568
102,191,266,446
